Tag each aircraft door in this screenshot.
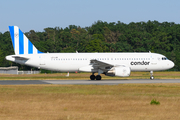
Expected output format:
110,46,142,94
39,56,46,65
150,55,157,65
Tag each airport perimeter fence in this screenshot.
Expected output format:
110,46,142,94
18,71,40,75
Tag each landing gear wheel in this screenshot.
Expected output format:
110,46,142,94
90,75,96,80
96,75,102,80
150,76,154,80
150,71,154,80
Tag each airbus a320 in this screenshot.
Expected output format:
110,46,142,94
6,26,174,80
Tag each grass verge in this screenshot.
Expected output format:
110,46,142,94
0,83,180,120
0,71,180,80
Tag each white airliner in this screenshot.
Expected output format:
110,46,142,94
6,26,174,80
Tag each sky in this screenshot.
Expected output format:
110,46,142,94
0,0,180,33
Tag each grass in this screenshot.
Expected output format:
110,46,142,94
0,71,180,80
150,99,160,105
0,71,179,119
0,84,180,119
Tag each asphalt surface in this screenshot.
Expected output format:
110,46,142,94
0,79,180,85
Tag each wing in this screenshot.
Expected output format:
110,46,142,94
90,59,113,72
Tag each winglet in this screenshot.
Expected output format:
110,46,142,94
9,26,43,55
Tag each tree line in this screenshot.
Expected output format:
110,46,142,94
0,20,180,71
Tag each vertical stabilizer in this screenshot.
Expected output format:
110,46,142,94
9,26,43,55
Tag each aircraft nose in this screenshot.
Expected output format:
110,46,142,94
169,60,174,68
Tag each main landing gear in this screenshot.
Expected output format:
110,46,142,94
150,71,154,80
90,73,102,80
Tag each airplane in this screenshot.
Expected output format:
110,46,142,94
6,26,174,80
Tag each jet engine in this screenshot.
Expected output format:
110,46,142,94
106,66,131,77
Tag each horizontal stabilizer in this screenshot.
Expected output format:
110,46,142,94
11,55,30,60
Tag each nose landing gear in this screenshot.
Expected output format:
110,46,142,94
150,71,154,80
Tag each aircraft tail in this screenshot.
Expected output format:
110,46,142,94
9,26,43,55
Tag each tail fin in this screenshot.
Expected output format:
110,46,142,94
9,26,43,55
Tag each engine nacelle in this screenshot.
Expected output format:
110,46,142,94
106,66,131,77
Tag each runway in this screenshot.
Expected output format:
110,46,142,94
0,79,180,85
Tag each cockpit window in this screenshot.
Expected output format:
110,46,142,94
162,57,168,60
